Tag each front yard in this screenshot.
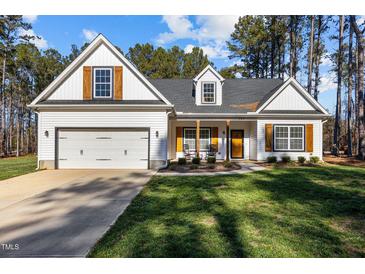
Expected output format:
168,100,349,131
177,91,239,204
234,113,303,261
90,164,365,257
0,154,37,181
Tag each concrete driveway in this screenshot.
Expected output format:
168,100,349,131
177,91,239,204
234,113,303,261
0,169,154,257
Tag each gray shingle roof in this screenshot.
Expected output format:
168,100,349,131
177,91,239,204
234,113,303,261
149,78,284,113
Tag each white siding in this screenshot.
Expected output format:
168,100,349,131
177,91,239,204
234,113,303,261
195,69,223,106
256,119,323,161
47,43,158,101
264,84,315,111
38,110,168,162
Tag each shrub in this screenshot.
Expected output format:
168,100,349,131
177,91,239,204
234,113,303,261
223,160,233,168
297,156,306,164
281,156,291,163
190,164,199,170
192,157,200,165
310,156,320,164
178,157,186,165
207,156,216,164
267,156,277,163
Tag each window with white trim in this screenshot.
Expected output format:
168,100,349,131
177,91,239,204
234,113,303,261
94,68,112,98
274,125,304,151
183,128,211,151
202,82,216,103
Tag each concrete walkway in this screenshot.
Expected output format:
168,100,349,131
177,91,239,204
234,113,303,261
157,162,265,176
0,169,154,257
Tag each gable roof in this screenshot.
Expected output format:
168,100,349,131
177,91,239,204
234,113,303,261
149,78,283,113
255,77,329,115
193,64,225,82
29,34,173,107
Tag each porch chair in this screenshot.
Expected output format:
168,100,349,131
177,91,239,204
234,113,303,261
183,144,193,160
206,144,218,158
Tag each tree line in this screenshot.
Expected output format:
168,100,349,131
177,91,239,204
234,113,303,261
226,15,365,159
1,15,365,159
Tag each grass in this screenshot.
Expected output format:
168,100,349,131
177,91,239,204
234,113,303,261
0,154,37,181
89,164,365,258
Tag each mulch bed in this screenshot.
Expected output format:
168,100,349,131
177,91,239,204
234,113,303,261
323,155,365,168
159,162,241,173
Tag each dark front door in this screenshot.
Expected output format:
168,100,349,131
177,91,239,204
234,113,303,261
230,130,244,159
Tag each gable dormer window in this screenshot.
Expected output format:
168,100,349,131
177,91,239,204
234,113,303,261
94,68,112,98
202,82,216,104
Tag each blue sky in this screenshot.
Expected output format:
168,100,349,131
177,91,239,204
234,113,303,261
24,15,343,113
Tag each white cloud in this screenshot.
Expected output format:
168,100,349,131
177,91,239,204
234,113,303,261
321,55,332,67
19,29,48,49
195,15,239,43
23,15,38,23
319,71,337,93
156,16,196,45
82,29,98,42
157,15,239,59
184,42,229,59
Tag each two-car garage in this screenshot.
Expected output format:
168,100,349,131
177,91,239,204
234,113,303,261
57,129,149,169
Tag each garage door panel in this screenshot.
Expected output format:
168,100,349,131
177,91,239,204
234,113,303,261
57,129,149,169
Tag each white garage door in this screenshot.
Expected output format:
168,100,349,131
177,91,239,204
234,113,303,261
57,129,149,169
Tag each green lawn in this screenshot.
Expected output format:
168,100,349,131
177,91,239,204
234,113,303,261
89,164,365,258
0,154,37,181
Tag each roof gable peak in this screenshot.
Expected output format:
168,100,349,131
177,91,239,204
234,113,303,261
193,65,225,82
29,34,173,107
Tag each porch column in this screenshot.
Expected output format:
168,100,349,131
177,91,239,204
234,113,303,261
196,120,200,158
226,120,230,161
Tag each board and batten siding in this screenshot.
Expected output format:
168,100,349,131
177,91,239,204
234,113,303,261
264,84,315,111
38,111,168,166
256,119,323,161
47,43,158,101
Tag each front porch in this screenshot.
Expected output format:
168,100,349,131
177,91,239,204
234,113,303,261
168,119,257,161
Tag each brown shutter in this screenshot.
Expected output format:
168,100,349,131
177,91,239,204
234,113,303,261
114,66,123,100
176,127,183,153
83,66,92,100
265,124,273,152
211,127,218,152
306,124,313,152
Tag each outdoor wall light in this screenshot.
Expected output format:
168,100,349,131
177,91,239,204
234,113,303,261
44,130,49,137
155,131,159,138
222,130,225,135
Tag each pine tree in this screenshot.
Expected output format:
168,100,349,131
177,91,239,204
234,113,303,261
0,16,32,155
333,16,344,155
347,18,354,156
182,47,210,78
351,16,365,159
307,16,315,94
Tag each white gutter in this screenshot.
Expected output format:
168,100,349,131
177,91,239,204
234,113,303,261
28,104,174,110
175,113,330,119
